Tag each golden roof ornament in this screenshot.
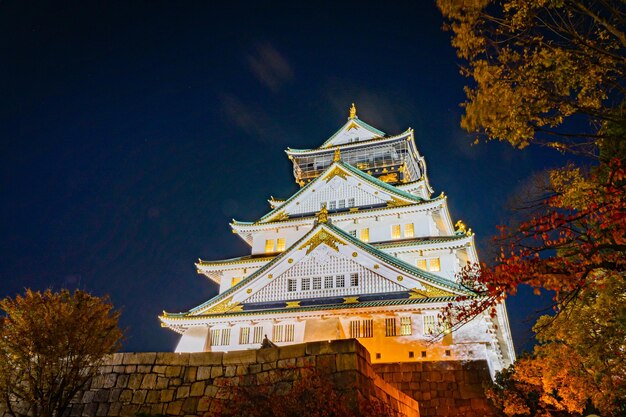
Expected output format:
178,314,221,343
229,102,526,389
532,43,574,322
349,103,357,119
333,148,341,162
454,220,467,234
316,203,329,224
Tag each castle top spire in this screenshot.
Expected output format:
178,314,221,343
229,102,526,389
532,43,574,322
349,103,357,119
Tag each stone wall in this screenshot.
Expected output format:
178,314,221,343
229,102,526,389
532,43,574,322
372,361,497,417
1,340,419,417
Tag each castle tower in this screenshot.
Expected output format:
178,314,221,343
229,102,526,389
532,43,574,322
160,105,515,376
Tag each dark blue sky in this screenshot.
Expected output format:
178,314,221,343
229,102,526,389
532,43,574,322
1,1,568,352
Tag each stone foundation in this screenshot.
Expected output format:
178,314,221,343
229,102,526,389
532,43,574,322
372,361,497,417
1,340,418,417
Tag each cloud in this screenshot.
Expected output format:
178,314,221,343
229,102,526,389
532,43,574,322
246,43,294,91
220,95,290,143
323,81,418,134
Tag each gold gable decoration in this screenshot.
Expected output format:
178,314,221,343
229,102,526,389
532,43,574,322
324,166,349,182
379,172,398,183
195,296,243,315
409,285,455,299
386,196,412,207
298,229,346,254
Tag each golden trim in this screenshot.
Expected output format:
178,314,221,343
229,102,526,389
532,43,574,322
386,196,412,207
343,296,359,304
196,296,243,315
323,166,349,182
298,229,346,255
409,285,454,299
285,301,301,308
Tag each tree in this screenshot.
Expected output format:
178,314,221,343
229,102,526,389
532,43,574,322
437,0,626,156
0,289,123,417
485,271,626,416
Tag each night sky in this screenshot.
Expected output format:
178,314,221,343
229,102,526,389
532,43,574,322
1,1,570,353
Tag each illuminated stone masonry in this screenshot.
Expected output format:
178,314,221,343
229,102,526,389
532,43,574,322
160,104,515,377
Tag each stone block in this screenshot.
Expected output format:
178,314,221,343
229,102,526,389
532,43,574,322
329,339,357,353
100,365,113,374
137,365,152,373
108,402,121,417
197,396,211,412
81,391,94,404
204,384,219,397
211,366,224,378
236,365,248,376
123,352,156,365
197,366,212,380
316,354,336,373
141,373,157,389
113,365,125,373
124,365,136,373
170,377,182,386
156,352,190,366
160,389,175,402
152,365,166,374
119,404,140,417
90,375,105,389
223,349,257,365
146,390,160,404
224,365,237,377
156,376,169,389
273,381,292,395
150,404,164,415
262,362,276,371
127,374,143,389
248,363,262,374
131,390,147,404
165,365,182,378
93,389,109,402
83,403,98,417
176,385,190,399
167,400,183,415
277,358,296,368
108,388,122,402
189,351,223,366
182,397,199,413
336,353,358,371
190,381,206,396
278,343,306,359
96,403,109,416
119,389,133,403
256,347,279,363
185,366,197,382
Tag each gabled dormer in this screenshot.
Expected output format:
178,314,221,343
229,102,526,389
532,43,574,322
318,103,385,148
254,157,425,224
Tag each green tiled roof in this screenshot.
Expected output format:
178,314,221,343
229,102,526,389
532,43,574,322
165,220,473,319
248,160,427,224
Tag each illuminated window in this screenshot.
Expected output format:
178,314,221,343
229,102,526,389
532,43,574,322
360,228,369,242
324,276,333,289
391,224,401,239
231,277,242,287
239,327,250,344
276,238,286,252
405,223,415,238
417,259,427,270
287,279,297,292
348,198,355,207
221,328,231,345
210,329,220,346
336,274,345,287
329,201,337,210
338,199,345,209
273,324,294,342
313,276,322,290
423,315,437,335
252,326,263,344
210,328,232,346
400,317,412,336
301,277,311,291
350,273,359,287
385,318,397,337
350,319,373,338
264,239,275,253
429,258,441,272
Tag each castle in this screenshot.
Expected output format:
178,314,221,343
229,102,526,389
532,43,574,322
160,104,515,377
